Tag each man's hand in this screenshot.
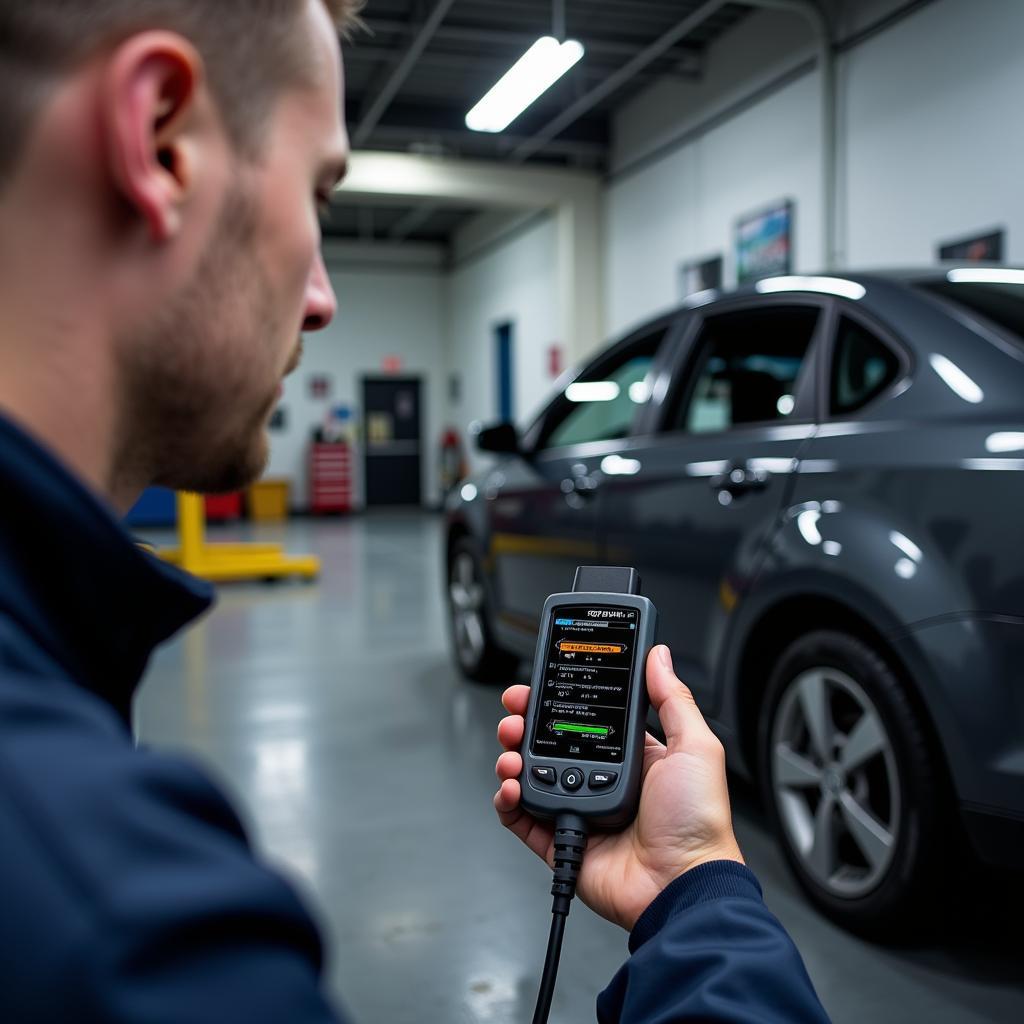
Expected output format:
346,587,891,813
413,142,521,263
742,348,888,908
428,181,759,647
494,644,744,932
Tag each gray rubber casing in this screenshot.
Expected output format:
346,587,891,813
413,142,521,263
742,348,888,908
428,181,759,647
519,591,657,829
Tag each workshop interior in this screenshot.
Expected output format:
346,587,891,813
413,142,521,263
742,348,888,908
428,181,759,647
5,1,1024,1022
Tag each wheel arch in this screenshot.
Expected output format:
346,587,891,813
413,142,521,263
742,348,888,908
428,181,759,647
731,593,954,804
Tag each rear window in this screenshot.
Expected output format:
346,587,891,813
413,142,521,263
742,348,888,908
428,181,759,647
915,280,1024,348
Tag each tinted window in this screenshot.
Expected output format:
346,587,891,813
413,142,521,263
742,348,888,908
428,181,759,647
916,280,1024,348
831,317,901,415
542,342,659,450
669,306,819,433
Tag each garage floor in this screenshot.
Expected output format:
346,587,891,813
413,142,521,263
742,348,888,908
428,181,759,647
136,513,1024,1024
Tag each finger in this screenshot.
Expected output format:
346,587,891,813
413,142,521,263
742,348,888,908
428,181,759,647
646,645,713,754
642,731,666,775
494,780,555,863
497,714,525,751
644,730,666,754
501,685,531,715
496,750,522,781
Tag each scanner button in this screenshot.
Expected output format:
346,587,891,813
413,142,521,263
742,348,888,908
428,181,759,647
561,768,584,792
589,770,618,790
532,766,556,785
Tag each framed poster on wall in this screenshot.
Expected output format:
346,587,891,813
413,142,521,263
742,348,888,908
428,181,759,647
736,199,793,284
938,228,1004,262
679,255,723,301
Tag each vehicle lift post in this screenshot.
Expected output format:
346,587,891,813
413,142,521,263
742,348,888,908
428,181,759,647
158,492,320,583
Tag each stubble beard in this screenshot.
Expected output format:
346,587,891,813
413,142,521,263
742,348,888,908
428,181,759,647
117,187,287,496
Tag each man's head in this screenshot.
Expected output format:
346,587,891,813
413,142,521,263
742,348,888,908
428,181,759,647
0,0,360,506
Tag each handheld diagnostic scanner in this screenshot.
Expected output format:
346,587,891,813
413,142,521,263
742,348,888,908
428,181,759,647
519,566,657,831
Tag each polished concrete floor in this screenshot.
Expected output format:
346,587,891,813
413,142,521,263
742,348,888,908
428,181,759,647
136,513,1024,1024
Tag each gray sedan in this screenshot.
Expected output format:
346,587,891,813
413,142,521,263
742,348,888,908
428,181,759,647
445,268,1024,932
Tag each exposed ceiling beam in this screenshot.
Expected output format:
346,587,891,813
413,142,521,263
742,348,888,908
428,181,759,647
344,43,702,80
352,0,459,148
388,204,441,242
512,0,729,162
357,18,703,64
369,124,607,162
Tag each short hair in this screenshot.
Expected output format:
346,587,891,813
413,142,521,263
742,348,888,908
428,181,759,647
0,0,364,184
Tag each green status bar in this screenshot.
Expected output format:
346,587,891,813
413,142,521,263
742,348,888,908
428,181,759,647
554,723,609,735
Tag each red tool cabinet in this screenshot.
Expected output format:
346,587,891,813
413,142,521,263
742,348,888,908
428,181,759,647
309,442,352,514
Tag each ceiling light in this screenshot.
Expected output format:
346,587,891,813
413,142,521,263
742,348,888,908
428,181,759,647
756,276,866,300
466,36,585,133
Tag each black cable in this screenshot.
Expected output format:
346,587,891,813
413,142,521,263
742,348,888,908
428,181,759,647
532,814,589,1024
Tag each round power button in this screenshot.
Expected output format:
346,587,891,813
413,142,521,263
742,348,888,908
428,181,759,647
561,768,584,792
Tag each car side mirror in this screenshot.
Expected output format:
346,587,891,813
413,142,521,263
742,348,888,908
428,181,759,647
474,421,520,455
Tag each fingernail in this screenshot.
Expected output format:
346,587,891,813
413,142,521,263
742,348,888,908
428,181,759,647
657,644,672,668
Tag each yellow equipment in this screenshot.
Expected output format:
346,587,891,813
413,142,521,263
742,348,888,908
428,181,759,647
158,492,319,583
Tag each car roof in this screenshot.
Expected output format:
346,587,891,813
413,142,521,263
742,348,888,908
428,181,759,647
689,264,1024,306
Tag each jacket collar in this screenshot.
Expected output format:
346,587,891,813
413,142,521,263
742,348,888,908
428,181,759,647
0,413,215,723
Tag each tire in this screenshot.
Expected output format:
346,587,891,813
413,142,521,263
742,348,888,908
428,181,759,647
447,538,519,684
758,629,944,934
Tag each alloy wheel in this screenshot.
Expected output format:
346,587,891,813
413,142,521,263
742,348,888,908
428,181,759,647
449,551,486,670
770,667,901,899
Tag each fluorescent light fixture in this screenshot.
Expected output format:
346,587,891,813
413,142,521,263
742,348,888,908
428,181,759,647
777,394,795,416
756,276,867,300
947,268,1024,286
929,353,984,404
823,540,843,557
566,381,619,403
986,432,1024,453
466,36,585,133
460,483,478,503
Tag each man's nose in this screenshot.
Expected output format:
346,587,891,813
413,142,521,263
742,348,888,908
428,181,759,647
303,251,336,332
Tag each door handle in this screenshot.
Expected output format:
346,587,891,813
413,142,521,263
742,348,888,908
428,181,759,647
711,465,769,502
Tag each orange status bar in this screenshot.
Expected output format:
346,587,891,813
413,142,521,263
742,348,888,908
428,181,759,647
558,641,624,655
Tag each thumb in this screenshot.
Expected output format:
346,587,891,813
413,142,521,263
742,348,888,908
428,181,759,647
646,645,710,753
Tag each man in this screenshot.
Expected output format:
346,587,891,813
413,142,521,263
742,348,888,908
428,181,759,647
0,1,830,1021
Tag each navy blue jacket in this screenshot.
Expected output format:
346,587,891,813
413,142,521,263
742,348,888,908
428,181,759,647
0,411,830,1023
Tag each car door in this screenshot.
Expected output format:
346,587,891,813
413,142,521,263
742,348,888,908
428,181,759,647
488,320,675,645
597,297,827,711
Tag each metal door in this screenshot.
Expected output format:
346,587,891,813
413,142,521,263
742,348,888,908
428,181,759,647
362,377,423,506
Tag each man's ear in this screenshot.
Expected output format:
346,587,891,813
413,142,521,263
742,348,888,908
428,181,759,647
101,32,206,243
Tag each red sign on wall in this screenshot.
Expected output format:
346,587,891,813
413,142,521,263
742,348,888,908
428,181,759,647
548,344,563,378
382,355,404,374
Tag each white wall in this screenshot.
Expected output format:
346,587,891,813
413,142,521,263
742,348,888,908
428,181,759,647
605,70,822,337
841,0,1024,266
447,214,561,472
603,0,1024,337
264,255,447,509
265,0,1024,506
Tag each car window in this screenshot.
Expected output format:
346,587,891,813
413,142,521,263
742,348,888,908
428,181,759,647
831,316,901,415
539,330,665,451
914,279,1024,351
667,306,819,434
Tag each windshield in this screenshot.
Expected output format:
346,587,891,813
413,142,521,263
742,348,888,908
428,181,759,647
915,278,1024,349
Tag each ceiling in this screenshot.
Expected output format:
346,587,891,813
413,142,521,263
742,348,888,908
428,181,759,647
328,0,753,246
